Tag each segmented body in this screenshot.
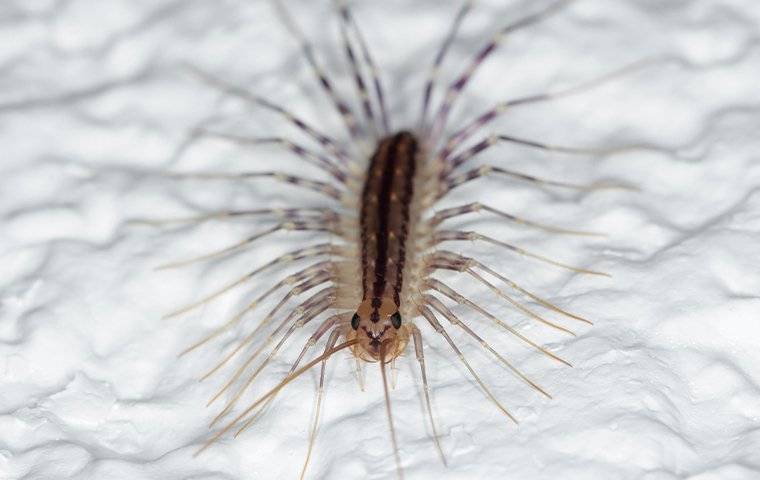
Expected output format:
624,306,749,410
147,1,641,477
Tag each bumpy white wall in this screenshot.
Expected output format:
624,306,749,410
1,1,759,479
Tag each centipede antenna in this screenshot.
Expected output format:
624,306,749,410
435,229,610,276
337,0,391,133
425,294,552,398
419,306,518,424
431,202,604,237
427,279,572,367
183,64,351,163
209,289,334,422
334,0,378,136
380,341,405,480
271,0,361,139
439,58,668,158
442,164,636,197
194,338,359,457
214,298,332,425
429,0,572,143
410,324,447,466
233,315,349,439
300,328,341,480
419,0,474,132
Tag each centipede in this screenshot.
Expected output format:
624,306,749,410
141,0,646,478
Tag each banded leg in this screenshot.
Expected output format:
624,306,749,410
424,294,551,398
438,59,666,159
424,277,572,367
410,324,446,466
335,1,378,136
157,218,336,271
434,229,609,276
180,264,333,357
441,164,634,198
337,1,390,133
184,65,351,163
170,170,345,200
197,131,347,182
418,305,517,423
131,207,332,228
272,0,360,138
428,1,570,143
446,134,642,172
430,250,592,324
162,243,332,319
419,0,473,131
431,202,602,236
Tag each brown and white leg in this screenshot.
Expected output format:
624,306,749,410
184,65,351,163
427,1,570,143
170,170,346,200
434,229,609,276
424,277,571,367
418,305,518,423
431,202,602,236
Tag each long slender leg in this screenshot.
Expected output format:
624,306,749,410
184,65,351,163
334,1,378,136
337,1,391,134
431,202,602,236
410,324,446,466
435,229,609,276
438,58,666,159
441,164,634,199
170,170,345,200
299,327,342,480
428,1,571,143
429,250,592,325
424,294,551,398
162,243,332,319
130,207,331,228
446,134,645,173
418,305,518,423
272,0,360,139
157,217,337,271
197,131,348,182
419,0,474,131
425,278,572,367
180,265,333,357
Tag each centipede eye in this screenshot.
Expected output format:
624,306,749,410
351,313,360,330
390,312,402,329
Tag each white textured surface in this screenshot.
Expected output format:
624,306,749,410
2,1,760,479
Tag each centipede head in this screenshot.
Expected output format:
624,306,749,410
348,297,410,362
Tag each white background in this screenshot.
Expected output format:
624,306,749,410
2,0,760,479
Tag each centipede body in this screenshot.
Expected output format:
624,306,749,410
146,0,645,478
